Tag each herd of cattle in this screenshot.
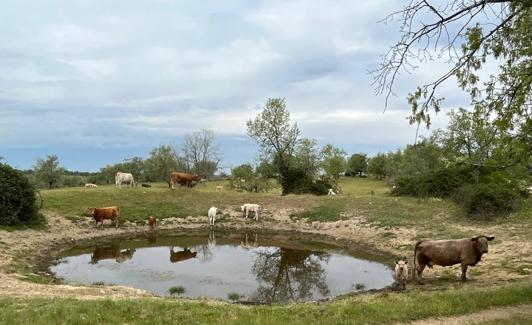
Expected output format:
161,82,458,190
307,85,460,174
86,171,496,290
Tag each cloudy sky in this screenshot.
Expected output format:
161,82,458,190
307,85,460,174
0,0,467,172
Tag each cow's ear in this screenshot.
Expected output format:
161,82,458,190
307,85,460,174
471,237,479,242
404,261,408,264
487,236,495,241
395,260,398,265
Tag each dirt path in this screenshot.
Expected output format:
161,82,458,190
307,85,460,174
403,303,532,325
0,208,529,299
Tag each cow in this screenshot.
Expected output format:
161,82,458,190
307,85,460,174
392,260,408,291
208,207,222,226
115,172,135,188
327,188,336,196
241,203,260,221
169,247,197,263
414,235,495,283
170,172,200,189
141,183,152,188
216,185,223,191
88,206,120,229
148,216,157,230
84,183,98,188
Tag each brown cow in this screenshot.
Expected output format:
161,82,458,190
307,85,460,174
169,247,197,263
148,216,157,230
170,172,200,189
414,235,495,283
88,206,120,228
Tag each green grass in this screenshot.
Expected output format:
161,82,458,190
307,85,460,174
0,283,530,324
290,198,347,222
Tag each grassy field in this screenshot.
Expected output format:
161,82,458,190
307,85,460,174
7,177,530,324
0,283,530,324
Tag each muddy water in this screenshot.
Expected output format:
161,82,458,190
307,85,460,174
50,231,394,303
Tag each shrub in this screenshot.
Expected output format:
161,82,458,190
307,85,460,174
454,181,525,218
0,164,43,226
168,286,185,295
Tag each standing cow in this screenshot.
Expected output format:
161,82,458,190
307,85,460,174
115,172,135,189
241,203,260,221
88,206,120,229
414,235,495,283
170,172,200,189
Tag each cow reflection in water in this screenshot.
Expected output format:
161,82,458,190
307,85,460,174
240,233,258,249
169,247,197,263
251,248,330,303
90,243,136,264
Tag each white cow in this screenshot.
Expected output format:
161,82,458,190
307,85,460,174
241,203,260,221
84,183,98,188
115,172,135,189
208,206,221,226
327,188,336,196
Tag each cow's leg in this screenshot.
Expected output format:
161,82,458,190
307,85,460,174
461,263,468,281
115,218,119,229
255,210,259,221
416,263,426,284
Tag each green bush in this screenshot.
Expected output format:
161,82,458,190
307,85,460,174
0,163,42,226
281,168,331,195
454,179,525,218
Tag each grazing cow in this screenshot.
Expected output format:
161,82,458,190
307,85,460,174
327,188,336,196
148,216,157,230
170,172,200,189
241,203,260,221
84,183,98,188
392,260,408,291
414,235,495,283
141,183,152,188
216,185,223,191
115,172,135,188
88,206,120,229
169,247,197,263
208,207,222,226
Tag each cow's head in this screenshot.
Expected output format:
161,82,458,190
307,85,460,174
395,260,408,278
472,235,495,253
241,205,245,212
88,207,96,217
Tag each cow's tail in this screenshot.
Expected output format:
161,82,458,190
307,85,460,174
413,241,423,280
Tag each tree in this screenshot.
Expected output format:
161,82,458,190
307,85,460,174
33,155,64,189
368,153,387,180
373,0,531,150
182,129,220,178
320,144,346,184
144,145,180,186
293,138,321,177
247,98,301,194
347,153,368,176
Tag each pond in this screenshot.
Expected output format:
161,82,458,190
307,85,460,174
50,230,394,303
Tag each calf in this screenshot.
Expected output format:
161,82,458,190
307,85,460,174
414,235,495,283
392,260,408,291
88,206,120,229
208,207,222,226
148,216,157,229
241,203,260,221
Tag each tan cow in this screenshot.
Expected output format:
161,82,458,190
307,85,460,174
88,206,120,229
392,260,408,290
414,235,495,283
147,216,157,230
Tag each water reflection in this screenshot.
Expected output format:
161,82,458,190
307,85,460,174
53,231,394,302
251,246,330,303
169,247,197,263
90,242,136,264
